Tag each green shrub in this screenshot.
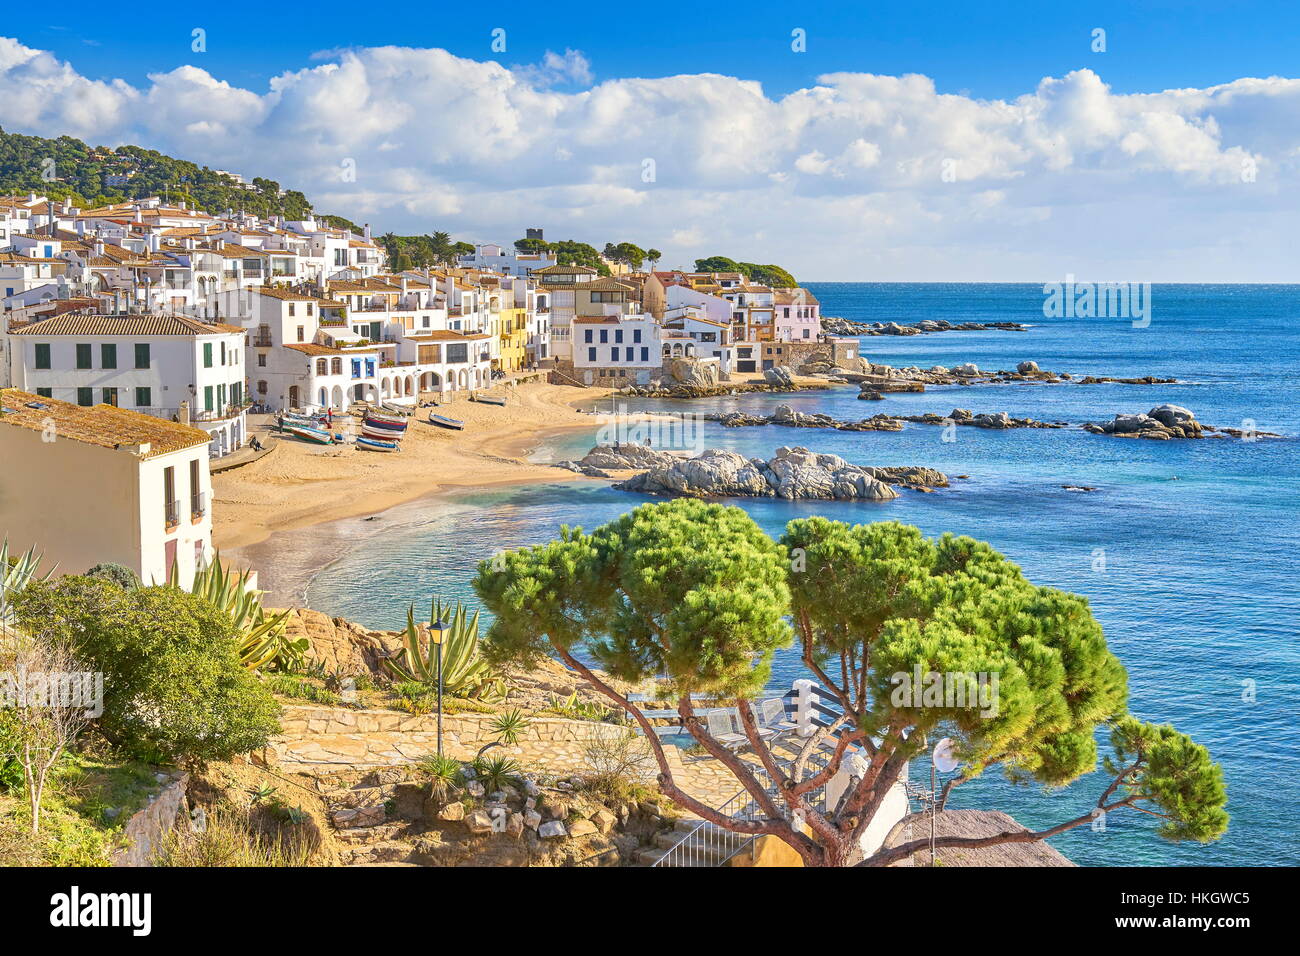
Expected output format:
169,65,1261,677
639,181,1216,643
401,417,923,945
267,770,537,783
264,675,341,706
13,578,281,765
84,563,140,590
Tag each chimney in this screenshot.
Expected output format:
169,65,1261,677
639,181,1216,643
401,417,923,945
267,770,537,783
134,208,143,223
93,239,105,258
148,232,160,253
363,223,371,241
75,220,85,236
178,401,191,426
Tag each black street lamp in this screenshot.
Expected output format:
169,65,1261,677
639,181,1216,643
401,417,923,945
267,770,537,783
429,614,449,758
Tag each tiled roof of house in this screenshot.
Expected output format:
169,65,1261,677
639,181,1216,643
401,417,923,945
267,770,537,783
10,313,246,337
404,330,492,341
283,343,344,356
248,286,318,302
0,388,211,459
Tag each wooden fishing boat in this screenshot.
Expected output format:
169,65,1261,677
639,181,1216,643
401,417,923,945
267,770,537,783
361,423,406,441
379,402,413,417
471,394,507,407
355,436,400,452
427,412,465,430
364,412,408,428
362,419,407,436
283,424,333,445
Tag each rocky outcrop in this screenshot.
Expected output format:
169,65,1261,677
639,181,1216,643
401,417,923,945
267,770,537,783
556,443,681,472
709,404,905,432
664,357,720,388
823,317,1029,336
279,608,404,679
1083,405,1205,440
1081,404,1281,440
614,446,949,500
618,380,823,399
851,364,1175,391
763,365,796,387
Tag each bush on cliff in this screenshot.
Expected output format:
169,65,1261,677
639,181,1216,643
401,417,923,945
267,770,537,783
13,577,281,765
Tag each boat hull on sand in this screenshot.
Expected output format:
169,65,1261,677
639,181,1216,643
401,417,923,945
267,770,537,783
284,424,334,445
361,424,406,440
428,413,465,430
356,436,400,452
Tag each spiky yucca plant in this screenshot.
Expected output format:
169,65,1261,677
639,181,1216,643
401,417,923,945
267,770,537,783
0,539,51,626
170,555,304,672
383,598,503,701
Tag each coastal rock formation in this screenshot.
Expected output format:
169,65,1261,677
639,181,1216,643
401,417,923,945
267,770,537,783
614,446,949,500
708,405,1064,433
822,317,1029,336
618,380,819,399
1017,360,1040,374
763,365,796,387
1083,405,1206,439
664,357,720,389
709,405,905,432
851,363,1175,392
568,443,680,471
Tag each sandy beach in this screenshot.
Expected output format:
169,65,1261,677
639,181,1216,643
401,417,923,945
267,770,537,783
212,381,614,553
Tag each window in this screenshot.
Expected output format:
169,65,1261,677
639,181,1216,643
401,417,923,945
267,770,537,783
584,329,593,343
35,387,52,398
220,342,227,365
164,466,177,529
587,347,597,362
101,343,117,368
76,387,93,407
288,303,296,317
76,343,92,369
190,459,203,518
297,326,305,342
257,353,267,367
614,329,623,344
135,343,150,369
307,303,314,316
205,386,214,412
625,347,634,362
633,329,642,344
102,388,119,406
203,342,213,368
136,386,151,407
599,330,608,344
641,347,649,362
33,343,50,369
257,380,268,394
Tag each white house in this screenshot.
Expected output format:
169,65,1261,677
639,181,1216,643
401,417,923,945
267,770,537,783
457,243,557,276
571,313,662,386
0,387,214,584
7,312,250,457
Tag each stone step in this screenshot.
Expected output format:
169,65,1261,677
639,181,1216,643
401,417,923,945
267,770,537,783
335,821,409,846
329,805,387,828
339,840,414,866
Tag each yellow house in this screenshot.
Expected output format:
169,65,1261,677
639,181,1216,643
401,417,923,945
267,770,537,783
497,307,529,372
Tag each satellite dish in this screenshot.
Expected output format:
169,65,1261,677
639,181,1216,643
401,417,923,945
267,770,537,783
933,737,960,773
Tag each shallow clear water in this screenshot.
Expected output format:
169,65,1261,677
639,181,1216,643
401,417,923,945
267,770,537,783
301,283,1299,867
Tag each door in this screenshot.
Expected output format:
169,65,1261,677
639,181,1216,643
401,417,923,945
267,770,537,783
288,386,299,408
164,538,178,581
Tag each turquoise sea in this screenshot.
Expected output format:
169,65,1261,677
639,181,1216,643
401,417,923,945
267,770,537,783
286,283,1299,866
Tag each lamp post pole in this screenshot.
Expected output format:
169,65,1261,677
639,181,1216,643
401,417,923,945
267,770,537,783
430,614,448,759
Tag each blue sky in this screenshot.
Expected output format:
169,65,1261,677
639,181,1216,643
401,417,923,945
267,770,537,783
4,2,1300,280
14,1,1300,99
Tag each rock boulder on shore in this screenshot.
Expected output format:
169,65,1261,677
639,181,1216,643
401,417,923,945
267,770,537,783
1083,405,1206,439
613,446,950,501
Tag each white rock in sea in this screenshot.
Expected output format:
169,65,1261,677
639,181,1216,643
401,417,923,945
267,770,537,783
954,362,980,376
1147,404,1199,428
1017,360,1040,373
615,446,901,501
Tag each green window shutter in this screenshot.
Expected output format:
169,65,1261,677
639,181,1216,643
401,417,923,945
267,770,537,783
76,387,93,406
36,387,52,398
136,387,152,407
204,386,214,412
76,343,92,369
34,343,50,369
203,342,213,368
135,343,150,369
101,343,117,368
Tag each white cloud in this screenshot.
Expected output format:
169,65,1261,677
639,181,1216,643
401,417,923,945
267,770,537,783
2,37,1300,279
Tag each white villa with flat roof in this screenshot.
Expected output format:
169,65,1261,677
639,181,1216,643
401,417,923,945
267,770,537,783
0,388,214,584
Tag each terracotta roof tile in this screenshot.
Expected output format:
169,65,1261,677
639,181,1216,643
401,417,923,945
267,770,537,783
0,388,210,459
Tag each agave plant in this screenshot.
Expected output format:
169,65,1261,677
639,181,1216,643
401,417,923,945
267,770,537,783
383,598,504,701
472,755,522,794
170,554,305,672
0,539,52,626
